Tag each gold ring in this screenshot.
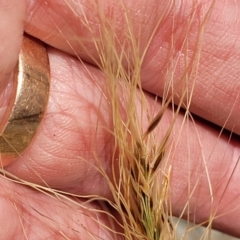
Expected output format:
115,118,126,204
0,34,50,164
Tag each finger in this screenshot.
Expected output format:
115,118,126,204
162,116,240,237
0,176,119,239
25,0,240,134
0,0,25,121
3,46,240,236
5,48,116,198
0,0,25,75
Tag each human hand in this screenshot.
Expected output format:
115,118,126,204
1,0,240,238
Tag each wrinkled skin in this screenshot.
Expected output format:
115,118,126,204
0,0,240,238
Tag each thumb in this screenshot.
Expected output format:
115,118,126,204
0,0,26,121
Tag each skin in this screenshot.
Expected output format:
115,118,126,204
0,0,240,238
